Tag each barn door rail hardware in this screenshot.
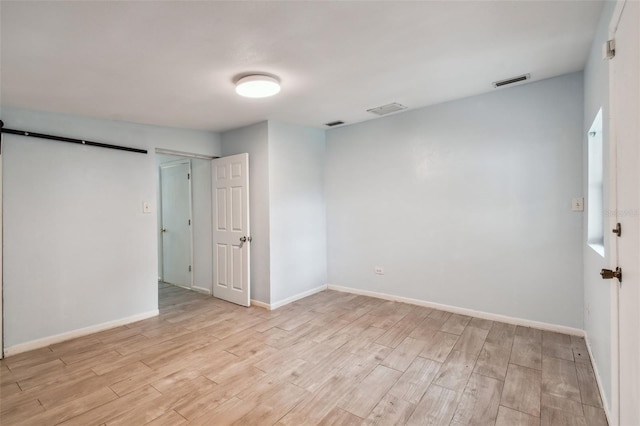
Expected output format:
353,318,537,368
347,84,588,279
0,119,147,155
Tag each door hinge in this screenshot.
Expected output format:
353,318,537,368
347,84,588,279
603,39,615,59
613,222,621,237
188,219,191,226
189,265,192,272
187,173,190,180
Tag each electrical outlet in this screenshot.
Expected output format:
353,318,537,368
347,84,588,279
374,267,384,275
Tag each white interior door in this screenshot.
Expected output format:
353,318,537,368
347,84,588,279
609,1,640,424
212,153,250,307
160,160,193,288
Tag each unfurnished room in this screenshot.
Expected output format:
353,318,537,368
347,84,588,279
0,1,638,425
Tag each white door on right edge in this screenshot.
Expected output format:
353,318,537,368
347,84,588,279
211,153,250,307
610,1,640,424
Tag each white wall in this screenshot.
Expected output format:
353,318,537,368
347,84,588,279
583,1,616,412
156,154,213,294
1,106,220,351
221,122,271,303
268,122,327,304
326,73,584,328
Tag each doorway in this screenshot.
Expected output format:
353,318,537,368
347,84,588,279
159,159,193,289
155,149,252,308
156,152,213,295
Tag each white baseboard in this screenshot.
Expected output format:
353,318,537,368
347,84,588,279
251,284,328,311
3,309,159,357
584,334,612,425
250,299,271,310
271,284,327,310
327,284,585,336
192,286,212,295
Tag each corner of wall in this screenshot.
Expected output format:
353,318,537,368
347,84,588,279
220,121,271,304
266,121,327,304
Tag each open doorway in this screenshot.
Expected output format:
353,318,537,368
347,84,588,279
156,150,214,297
159,158,193,289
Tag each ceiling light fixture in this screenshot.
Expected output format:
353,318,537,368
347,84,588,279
235,75,281,98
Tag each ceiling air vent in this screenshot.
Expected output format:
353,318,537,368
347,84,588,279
367,102,407,116
492,74,531,88
325,120,345,127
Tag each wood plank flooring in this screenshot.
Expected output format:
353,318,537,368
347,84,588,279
0,283,608,425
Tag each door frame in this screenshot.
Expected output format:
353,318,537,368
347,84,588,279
159,159,195,289
156,148,217,162
155,149,219,298
0,146,3,358
607,2,621,420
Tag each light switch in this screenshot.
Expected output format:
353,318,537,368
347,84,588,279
142,202,152,214
572,197,584,212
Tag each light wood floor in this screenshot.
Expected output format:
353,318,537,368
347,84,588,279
0,283,608,425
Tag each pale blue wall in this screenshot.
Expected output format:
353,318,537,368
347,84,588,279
326,73,584,328
268,121,327,304
2,106,220,349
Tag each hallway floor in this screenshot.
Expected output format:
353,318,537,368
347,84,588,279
0,283,608,425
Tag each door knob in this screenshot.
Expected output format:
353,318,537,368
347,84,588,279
239,236,247,243
160,228,167,233
600,267,622,283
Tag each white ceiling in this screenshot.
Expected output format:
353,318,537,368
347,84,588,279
1,1,604,133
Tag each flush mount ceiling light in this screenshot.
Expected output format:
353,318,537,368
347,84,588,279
235,75,281,98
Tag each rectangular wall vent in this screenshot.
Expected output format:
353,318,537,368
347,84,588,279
492,74,531,88
325,120,345,127
366,102,407,116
